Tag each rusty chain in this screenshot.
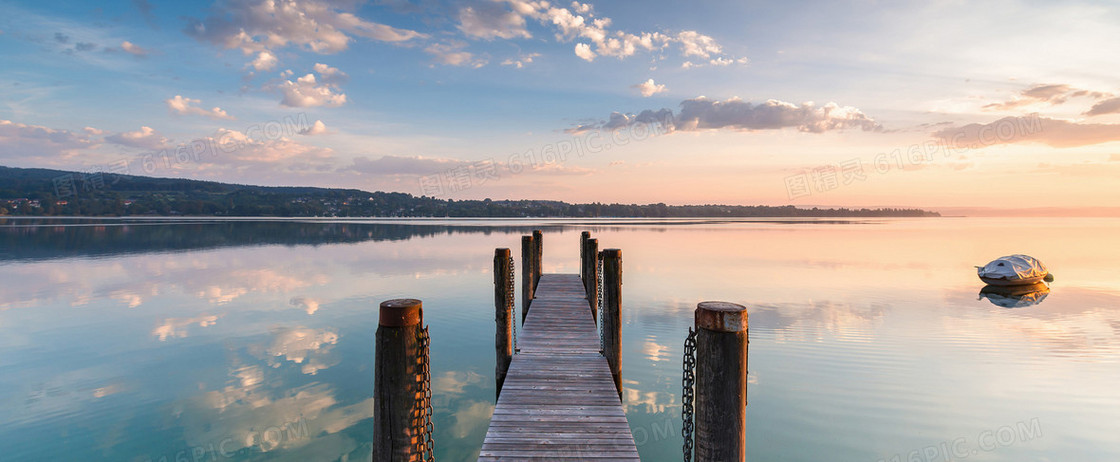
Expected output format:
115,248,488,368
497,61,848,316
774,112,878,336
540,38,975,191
682,327,697,462
417,326,435,462
508,255,516,353
597,251,604,351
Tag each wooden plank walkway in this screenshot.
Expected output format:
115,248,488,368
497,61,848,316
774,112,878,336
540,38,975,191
479,273,639,461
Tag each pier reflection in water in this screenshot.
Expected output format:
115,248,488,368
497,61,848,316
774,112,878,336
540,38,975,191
1,217,1119,461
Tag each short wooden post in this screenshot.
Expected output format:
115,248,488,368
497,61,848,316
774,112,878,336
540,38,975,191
494,248,513,398
374,298,425,462
585,238,599,321
694,301,749,462
532,229,543,289
580,231,590,286
521,235,534,323
601,249,622,398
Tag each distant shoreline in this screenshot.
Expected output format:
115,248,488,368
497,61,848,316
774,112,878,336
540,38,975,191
1,165,939,218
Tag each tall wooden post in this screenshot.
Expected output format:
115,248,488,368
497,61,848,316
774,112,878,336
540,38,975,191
585,238,599,321
494,248,513,398
532,229,543,289
374,298,425,462
580,231,590,287
521,235,534,323
694,301,748,462
601,249,622,398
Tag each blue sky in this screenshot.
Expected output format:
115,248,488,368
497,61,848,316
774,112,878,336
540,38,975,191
2,0,1120,210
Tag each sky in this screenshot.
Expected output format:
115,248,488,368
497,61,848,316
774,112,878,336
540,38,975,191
1,0,1119,212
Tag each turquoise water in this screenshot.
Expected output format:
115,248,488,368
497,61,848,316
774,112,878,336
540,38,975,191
1,217,1118,461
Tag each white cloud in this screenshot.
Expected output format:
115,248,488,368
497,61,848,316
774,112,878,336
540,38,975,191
677,30,721,58
312,63,348,84
346,155,468,175
458,3,531,39
1086,97,1120,116
146,128,336,174
934,116,1120,148
278,73,347,107
570,1,592,14
572,97,882,134
185,0,426,56
120,40,150,56
425,41,487,67
983,83,1111,112
0,119,99,163
105,126,170,149
249,51,278,71
500,52,539,68
482,1,741,64
298,120,329,135
574,42,595,61
633,78,666,97
166,95,235,120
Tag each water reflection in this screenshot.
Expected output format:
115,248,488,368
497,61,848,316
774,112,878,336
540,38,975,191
1,218,1119,461
978,283,1051,308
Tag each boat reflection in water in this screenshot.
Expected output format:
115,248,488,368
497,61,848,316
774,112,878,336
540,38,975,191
978,282,1050,308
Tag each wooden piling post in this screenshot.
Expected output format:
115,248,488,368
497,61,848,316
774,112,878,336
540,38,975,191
580,231,590,287
601,249,622,398
532,229,543,289
521,235,534,323
694,301,748,462
494,248,513,398
374,298,425,462
585,238,599,321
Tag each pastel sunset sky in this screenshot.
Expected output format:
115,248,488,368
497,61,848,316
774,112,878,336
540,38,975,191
2,0,1119,211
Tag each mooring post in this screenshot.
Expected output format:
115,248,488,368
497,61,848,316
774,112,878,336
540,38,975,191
580,231,590,287
602,248,623,398
532,229,543,289
694,301,748,462
374,298,426,461
521,235,534,323
586,238,599,321
494,248,513,398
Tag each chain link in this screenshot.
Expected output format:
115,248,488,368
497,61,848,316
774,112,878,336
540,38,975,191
417,326,435,462
682,328,697,462
597,251,604,351
508,255,516,353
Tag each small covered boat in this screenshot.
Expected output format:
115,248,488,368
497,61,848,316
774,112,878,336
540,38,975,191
976,254,1051,286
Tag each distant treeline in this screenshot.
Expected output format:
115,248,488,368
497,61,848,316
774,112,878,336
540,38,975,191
0,166,939,217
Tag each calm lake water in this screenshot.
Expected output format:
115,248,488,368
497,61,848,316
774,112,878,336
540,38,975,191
1,217,1118,461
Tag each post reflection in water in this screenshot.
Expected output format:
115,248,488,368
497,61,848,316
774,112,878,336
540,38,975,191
0,217,1118,461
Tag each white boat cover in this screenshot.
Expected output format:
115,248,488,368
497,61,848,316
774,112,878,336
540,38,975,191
977,254,1048,281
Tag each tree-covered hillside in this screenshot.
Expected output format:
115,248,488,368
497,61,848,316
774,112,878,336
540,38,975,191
0,166,939,217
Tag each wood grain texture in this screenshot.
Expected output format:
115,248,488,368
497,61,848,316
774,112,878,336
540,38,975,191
479,273,638,461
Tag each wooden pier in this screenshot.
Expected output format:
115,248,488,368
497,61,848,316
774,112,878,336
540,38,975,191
374,230,748,461
478,272,639,460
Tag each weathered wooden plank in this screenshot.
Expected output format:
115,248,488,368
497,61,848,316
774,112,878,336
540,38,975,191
479,273,637,460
